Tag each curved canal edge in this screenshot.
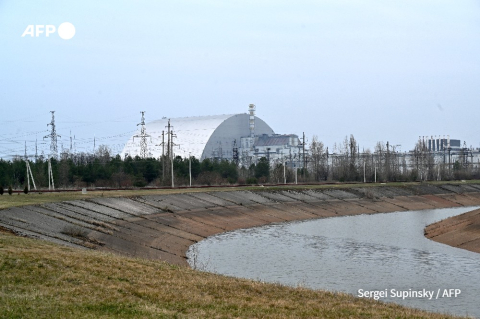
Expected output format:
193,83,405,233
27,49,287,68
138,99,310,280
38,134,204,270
1,183,480,266
425,207,480,253
187,206,480,318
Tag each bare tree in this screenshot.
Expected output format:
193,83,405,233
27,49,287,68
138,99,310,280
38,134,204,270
95,145,111,164
310,135,328,181
411,139,435,181
348,134,358,181
374,142,386,182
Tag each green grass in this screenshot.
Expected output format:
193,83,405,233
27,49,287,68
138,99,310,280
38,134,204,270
0,230,467,319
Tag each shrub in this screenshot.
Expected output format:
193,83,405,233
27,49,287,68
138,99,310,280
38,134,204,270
133,174,147,187
0,186,3,195
246,177,258,185
62,226,88,239
364,189,375,200
8,186,13,195
24,185,29,194
196,171,222,186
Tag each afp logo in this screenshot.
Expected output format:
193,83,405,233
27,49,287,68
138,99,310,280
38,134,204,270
22,22,75,40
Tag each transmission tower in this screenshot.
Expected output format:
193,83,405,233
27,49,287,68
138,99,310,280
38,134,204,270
43,111,61,159
133,111,150,158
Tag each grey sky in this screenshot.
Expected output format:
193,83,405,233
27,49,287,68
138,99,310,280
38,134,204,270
1,1,479,159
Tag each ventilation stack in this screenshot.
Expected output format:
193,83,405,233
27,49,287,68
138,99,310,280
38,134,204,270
249,104,256,138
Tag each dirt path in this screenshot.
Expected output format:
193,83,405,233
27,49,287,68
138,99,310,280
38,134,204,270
2,183,480,266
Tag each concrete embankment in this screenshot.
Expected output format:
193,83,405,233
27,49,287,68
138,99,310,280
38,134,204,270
1,183,480,266
424,207,480,253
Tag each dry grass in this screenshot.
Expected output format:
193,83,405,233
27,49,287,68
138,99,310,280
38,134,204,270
0,187,237,210
0,230,468,319
3,180,480,210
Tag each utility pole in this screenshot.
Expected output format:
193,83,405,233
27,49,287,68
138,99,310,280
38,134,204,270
302,132,306,181
47,159,54,190
133,111,150,158
35,138,38,162
156,130,166,183
162,130,165,182
171,152,174,188
363,161,366,183
44,111,60,160
26,160,37,191
295,165,298,184
189,152,192,187
386,141,390,182
166,122,178,188
24,146,37,191
166,120,172,186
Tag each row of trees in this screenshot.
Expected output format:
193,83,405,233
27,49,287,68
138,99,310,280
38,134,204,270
0,146,272,189
304,135,480,183
1,137,479,190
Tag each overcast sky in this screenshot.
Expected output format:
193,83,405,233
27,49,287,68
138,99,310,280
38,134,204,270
1,1,479,159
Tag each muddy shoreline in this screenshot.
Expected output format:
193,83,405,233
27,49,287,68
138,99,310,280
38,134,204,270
1,183,480,266
424,207,480,253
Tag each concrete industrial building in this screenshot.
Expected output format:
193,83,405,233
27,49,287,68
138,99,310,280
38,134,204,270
240,134,302,167
121,105,303,165
418,135,480,166
420,135,461,152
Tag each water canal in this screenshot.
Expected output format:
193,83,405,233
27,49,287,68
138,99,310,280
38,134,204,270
187,206,480,318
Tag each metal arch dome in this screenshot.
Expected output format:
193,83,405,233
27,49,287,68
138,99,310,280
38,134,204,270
121,113,275,160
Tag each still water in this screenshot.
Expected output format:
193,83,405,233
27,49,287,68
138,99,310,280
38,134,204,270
187,207,480,318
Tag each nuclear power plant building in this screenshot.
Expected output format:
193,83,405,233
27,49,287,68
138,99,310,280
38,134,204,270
121,105,303,164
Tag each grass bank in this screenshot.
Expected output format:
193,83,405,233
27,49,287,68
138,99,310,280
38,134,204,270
0,230,465,319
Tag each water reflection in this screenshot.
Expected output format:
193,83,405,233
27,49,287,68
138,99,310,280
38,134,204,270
188,207,480,318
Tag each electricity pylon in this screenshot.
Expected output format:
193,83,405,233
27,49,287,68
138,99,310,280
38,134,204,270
133,111,150,158
44,111,61,159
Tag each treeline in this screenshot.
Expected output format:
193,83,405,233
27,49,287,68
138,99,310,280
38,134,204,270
305,135,480,183
0,147,271,190
1,137,479,190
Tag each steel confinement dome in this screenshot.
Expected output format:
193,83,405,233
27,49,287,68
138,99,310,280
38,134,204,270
121,114,275,160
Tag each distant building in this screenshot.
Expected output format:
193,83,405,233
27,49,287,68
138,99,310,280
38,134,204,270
416,136,480,168
240,134,302,165
121,113,274,160
420,136,461,152
121,105,304,167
